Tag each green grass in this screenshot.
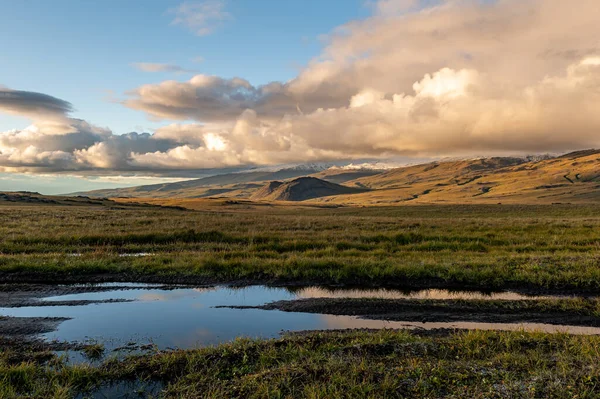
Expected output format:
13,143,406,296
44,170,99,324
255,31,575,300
1,203,600,291
81,343,105,361
2,329,600,398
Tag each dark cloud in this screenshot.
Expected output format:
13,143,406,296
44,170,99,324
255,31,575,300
124,75,354,123
0,88,73,117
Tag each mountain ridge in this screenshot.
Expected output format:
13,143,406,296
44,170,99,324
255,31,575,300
72,150,600,204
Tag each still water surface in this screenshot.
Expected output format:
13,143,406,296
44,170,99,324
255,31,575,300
2,284,598,352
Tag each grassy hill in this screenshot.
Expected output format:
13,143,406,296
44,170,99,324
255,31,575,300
251,177,368,201
314,150,600,205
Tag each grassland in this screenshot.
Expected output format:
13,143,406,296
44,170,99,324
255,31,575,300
3,329,600,398
2,200,600,398
1,201,600,292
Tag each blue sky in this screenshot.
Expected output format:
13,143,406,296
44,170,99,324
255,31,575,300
0,0,369,134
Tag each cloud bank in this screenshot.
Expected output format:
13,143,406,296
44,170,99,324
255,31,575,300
2,0,600,176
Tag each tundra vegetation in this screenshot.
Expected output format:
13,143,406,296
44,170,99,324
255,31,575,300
1,202,600,291
2,330,600,398
2,200,600,397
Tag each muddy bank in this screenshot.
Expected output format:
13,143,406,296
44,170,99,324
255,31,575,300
0,316,70,336
0,336,90,365
0,283,183,308
2,272,600,297
224,297,600,327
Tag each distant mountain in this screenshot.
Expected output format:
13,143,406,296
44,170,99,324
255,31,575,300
73,166,385,199
72,167,326,198
251,177,368,201
74,150,600,204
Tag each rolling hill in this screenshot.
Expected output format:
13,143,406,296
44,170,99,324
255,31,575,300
74,150,600,205
251,177,369,201
313,150,600,205
0,191,185,210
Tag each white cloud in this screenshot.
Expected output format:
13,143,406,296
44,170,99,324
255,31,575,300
132,63,197,74
3,0,600,176
123,0,600,162
169,0,231,36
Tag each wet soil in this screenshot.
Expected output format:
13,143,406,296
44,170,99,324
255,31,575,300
225,297,600,328
0,316,69,336
2,272,599,297
0,283,179,307
0,336,88,365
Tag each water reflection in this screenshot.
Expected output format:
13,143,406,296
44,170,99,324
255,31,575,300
0,285,598,354
319,314,600,335
293,287,559,301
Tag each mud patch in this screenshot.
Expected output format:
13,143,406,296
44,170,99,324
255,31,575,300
0,283,177,308
0,315,70,336
224,297,600,328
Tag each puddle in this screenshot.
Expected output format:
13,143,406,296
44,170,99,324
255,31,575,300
75,380,163,399
58,282,170,289
1,285,598,356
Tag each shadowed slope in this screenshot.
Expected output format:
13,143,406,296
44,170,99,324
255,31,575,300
73,168,383,199
252,177,368,201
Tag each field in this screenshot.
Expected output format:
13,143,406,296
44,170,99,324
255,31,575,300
1,201,600,292
3,329,600,398
2,200,600,398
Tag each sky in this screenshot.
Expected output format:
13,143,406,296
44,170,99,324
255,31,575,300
1,0,599,194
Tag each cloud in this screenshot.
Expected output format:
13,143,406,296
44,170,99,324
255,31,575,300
3,0,600,176
132,63,197,74
123,0,600,160
372,0,423,15
0,119,182,173
0,88,73,119
124,74,354,122
169,0,231,36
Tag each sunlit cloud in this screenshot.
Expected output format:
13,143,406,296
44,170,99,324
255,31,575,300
2,0,600,177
